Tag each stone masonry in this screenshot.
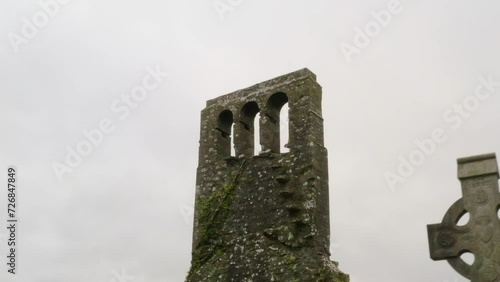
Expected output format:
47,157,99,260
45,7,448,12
186,69,349,282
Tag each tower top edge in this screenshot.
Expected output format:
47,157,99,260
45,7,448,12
206,68,318,108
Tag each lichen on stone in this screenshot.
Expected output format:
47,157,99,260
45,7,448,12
187,160,248,280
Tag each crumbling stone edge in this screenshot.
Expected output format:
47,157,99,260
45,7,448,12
186,159,249,280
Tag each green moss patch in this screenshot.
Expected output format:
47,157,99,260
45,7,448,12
186,160,248,281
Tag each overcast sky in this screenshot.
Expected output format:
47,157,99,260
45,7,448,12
2,0,500,281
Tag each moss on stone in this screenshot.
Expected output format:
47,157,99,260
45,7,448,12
333,273,350,282
186,160,248,281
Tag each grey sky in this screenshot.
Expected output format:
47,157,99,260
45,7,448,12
1,0,500,281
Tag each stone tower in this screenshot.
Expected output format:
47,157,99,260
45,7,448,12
187,69,349,282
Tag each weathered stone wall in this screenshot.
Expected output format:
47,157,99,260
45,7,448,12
187,69,349,282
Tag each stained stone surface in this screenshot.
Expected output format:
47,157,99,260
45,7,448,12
186,69,349,282
428,153,500,282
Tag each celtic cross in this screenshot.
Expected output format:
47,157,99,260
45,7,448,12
428,153,500,282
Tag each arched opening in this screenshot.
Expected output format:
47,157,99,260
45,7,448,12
230,123,235,157
254,112,262,155
261,92,289,153
234,102,260,157
216,110,233,158
280,102,289,153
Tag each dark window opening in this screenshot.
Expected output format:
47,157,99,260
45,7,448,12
216,110,234,157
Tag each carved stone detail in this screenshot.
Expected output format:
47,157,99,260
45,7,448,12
428,153,500,282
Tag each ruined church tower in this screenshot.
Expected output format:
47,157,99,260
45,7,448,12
187,69,349,282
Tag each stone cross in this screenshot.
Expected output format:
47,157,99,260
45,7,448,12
428,153,500,282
